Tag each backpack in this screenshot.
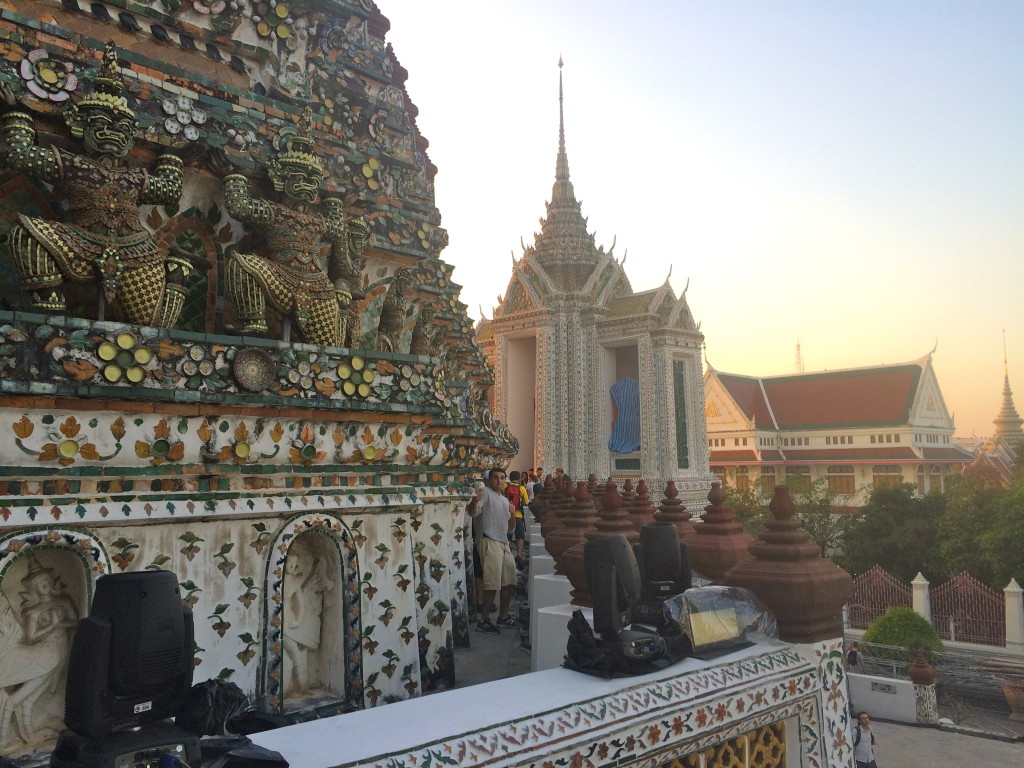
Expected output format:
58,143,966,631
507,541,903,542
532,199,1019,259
504,483,523,513
847,649,858,667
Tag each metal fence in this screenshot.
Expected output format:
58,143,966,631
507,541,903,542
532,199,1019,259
931,571,1006,646
848,566,1008,647
858,641,1024,705
848,565,912,630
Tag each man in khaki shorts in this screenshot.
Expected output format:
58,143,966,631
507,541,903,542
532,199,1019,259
467,468,516,634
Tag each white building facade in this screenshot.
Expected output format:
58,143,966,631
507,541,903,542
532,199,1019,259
704,354,974,504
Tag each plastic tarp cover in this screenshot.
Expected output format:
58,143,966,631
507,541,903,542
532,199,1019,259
663,586,778,653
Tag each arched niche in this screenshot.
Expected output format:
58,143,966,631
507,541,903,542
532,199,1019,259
0,542,97,757
261,514,360,714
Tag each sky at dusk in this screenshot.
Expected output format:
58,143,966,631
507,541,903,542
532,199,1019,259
383,1,1024,439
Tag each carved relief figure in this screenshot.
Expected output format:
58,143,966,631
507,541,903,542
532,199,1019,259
282,543,333,699
0,43,191,327
221,107,367,347
0,555,79,754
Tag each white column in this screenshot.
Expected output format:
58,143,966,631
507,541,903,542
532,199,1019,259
1005,578,1024,650
912,572,931,623
494,334,509,421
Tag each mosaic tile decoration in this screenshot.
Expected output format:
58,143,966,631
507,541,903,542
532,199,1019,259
320,647,827,768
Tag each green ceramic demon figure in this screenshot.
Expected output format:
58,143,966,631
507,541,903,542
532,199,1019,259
222,107,367,347
0,42,191,327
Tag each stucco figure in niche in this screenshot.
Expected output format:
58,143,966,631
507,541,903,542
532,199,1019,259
0,553,82,755
219,107,368,347
0,43,195,328
282,534,342,704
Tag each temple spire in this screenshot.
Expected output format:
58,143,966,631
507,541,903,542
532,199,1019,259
994,331,1023,440
552,57,575,204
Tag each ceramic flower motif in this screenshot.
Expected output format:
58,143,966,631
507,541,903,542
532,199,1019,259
20,49,77,102
217,421,254,464
136,418,185,465
289,423,325,465
37,416,100,466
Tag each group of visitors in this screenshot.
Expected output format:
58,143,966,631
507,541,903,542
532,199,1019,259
468,466,550,635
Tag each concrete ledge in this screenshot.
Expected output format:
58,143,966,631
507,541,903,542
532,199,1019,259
253,642,815,768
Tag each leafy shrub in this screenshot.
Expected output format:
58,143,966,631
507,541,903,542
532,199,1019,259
862,606,944,661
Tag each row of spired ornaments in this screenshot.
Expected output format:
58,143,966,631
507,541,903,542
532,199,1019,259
9,412,446,468
533,476,699,605
534,476,854,644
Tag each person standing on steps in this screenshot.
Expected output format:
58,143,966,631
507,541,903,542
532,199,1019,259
467,468,517,634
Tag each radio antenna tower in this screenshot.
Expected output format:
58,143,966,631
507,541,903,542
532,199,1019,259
795,340,804,373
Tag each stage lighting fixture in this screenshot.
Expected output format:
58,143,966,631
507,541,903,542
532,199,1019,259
632,522,692,626
583,534,665,668
50,570,201,768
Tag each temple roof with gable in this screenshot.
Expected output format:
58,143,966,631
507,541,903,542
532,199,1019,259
708,355,959,431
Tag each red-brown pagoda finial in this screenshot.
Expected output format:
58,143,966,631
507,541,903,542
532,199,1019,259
724,485,853,643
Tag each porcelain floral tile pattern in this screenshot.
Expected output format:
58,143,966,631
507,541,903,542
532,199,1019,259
330,647,828,768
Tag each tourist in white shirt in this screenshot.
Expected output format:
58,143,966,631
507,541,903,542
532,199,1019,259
467,468,516,634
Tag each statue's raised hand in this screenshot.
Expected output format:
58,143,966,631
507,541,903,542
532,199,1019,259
207,146,237,177
0,80,20,113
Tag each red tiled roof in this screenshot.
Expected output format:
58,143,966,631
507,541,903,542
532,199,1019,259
759,450,784,461
719,364,921,429
921,446,975,462
709,450,758,461
781,447,918,461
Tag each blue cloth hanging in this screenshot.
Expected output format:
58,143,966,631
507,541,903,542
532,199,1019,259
608,377,641,453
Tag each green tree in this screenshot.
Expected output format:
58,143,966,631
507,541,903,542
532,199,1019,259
936,471,1001,584
790,477,856,557
723,482,768,537
979,477,1024,587
837,483,945,582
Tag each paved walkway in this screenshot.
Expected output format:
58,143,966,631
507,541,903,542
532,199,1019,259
870,719,1022,767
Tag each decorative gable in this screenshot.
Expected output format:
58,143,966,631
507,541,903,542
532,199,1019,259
705,371,757,431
